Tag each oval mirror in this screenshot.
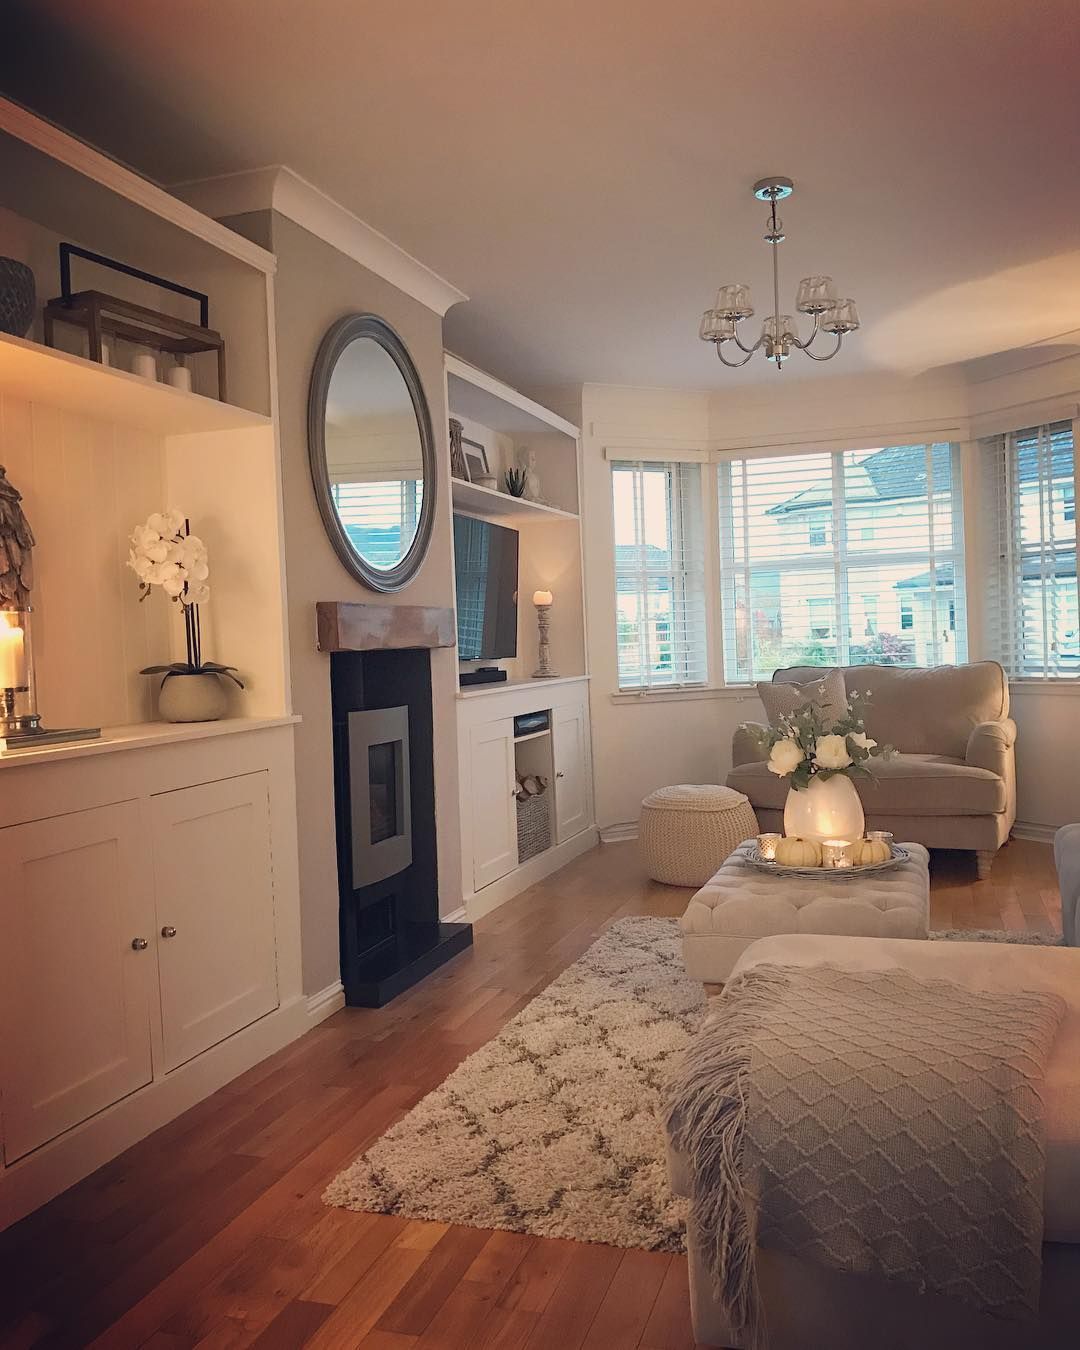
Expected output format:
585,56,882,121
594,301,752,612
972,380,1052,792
308,314,437,592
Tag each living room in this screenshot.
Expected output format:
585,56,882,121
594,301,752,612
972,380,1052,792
0,3,1078,1348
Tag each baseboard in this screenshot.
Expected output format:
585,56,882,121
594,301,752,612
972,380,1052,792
305,980,345,1023
440,906,467,924
0,994,313,1231
1012,821,1060,844
465,827,599,922
599,821,638,843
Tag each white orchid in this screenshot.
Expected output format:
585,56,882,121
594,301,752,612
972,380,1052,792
768,738,805,777
814,734,853,770
127,510,210,610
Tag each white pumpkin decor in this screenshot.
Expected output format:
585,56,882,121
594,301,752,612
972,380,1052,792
774,836,822,867
851,836,892,866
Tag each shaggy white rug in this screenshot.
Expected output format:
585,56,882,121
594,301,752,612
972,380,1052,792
323,916,1062,1250
324,916,702,1251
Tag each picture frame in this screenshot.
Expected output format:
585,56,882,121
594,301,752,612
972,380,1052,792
462,437,491,482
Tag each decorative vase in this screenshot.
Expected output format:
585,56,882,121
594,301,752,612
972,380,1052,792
783,773,864,844
0,258,35,337
157,673,228,723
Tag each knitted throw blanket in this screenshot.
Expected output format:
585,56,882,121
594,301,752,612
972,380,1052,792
665,964,1065,1347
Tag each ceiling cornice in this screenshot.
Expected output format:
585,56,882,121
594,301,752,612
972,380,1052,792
172,165,468,317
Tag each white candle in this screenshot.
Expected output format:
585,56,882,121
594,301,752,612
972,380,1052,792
757,833,781,860
532,590,553,607
0,623,26,689
821,838,853,869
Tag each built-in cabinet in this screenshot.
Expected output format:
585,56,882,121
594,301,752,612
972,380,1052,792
457,677,597,917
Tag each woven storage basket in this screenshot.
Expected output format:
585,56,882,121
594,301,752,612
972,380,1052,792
517,790,551,863
639,783,758,887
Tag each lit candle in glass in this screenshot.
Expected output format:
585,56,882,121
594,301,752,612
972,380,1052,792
867,830,894,845
757,833,781,861
0,619,26,690
821,839,853,869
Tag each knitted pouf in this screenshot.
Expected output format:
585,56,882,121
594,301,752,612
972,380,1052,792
639,784,759,887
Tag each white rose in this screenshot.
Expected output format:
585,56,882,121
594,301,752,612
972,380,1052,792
849,731,877,751
767,738,805,777
814,734,852,770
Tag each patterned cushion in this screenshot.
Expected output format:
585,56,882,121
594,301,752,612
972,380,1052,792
757,667,847,729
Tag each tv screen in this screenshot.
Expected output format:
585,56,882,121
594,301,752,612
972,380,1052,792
454,514,519,660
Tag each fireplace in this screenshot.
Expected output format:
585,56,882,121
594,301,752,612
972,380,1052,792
322,602,471,1007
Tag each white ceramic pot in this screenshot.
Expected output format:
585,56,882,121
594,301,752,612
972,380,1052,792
157,672,227,723
783,773,865,844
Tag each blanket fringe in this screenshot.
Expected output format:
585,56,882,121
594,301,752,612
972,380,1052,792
664,965,794,1350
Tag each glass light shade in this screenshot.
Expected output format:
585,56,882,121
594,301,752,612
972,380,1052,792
796,275,838,314
783,774,865,844
821,299,860,334
763,314,800,344
0,607,39,736
713,283,753,319
699,309,736,343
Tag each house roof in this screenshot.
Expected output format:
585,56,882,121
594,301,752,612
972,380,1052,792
766,444,953,516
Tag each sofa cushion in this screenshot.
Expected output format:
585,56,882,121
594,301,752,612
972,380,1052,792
758,668,847,729
773,662,1008,759
727,752,1007,817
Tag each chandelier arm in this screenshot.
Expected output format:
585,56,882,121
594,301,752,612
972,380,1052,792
801,333,844,362
715,343,756,368
789,316,822,350
731,328,763,356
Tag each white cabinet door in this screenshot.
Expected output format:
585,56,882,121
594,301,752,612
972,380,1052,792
469,718,518,890
151,773,278,1072
0,801,155,1162
552,699,590,842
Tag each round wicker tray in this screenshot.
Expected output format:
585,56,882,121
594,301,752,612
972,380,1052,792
745,844,910,879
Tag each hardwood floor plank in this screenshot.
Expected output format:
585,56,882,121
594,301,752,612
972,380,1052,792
638,1257,698,1350
376,1225,490,1335
520,1242,622,1350
580,1249,671,1349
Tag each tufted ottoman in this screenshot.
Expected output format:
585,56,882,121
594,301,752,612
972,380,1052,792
679,840,930,982
640,784,759,887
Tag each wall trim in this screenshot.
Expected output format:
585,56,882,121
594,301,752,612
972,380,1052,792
305,980,345,1023
441,906,468,924
1012,821,1059,844
172,165,467,317
599,822,639,843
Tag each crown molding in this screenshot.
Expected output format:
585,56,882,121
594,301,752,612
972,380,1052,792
172,165,467,317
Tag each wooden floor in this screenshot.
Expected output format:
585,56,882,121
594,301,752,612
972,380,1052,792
0,838,1063,1350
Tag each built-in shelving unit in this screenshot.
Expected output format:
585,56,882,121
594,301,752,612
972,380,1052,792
0,715,301,769
450,477,578,522
0,332,271,435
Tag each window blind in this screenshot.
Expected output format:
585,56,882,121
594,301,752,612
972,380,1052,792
718,444,966,683
981,420,1077,679
330,478,423,570
611,460,707,688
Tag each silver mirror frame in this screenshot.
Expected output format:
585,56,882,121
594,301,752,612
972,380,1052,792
307,313,437,593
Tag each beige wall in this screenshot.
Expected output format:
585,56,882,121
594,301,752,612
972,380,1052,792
229,211,462,994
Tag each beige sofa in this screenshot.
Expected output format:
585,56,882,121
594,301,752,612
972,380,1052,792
727,662,1016,879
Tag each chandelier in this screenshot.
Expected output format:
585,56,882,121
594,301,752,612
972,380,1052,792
699,177,860,369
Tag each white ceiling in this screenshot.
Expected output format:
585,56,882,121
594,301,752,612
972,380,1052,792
4,0,1079,393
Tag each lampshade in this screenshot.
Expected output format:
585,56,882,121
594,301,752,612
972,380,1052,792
795,275,838,314
699,310,736,342
821,299,860,334
532,590,553,607
762,314,800,344
713,284,753,319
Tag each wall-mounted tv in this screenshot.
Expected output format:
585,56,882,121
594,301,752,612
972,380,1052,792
453,514,518,660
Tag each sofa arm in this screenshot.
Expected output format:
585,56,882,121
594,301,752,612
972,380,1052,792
733,722,768,767
965,718,1017,778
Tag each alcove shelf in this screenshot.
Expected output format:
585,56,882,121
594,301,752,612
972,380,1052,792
450,477,578,522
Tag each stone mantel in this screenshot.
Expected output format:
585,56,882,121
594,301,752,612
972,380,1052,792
316,602,457,654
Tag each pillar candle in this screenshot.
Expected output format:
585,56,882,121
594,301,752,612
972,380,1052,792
0,624,27,689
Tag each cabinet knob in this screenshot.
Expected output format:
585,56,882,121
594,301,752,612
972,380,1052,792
556,771,565,779
161,925,177,939
130,937,149,951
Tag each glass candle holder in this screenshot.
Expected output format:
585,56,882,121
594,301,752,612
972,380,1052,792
821,838,853,869
0,607,40,737
867,830,894,845
757,832,781,860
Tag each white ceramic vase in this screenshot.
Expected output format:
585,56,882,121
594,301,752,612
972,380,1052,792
157,673,227,723
783,773,864,844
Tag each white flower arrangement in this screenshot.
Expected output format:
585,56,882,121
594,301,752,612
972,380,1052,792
751,689,892,791
128,510,242,690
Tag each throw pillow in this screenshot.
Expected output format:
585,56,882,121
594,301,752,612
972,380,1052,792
756,668,847,730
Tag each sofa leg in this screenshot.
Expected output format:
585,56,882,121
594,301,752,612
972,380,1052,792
975,849,996,881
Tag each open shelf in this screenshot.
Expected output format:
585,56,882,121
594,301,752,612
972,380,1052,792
451,477,578,522
0,332,271,435
513,729,551,744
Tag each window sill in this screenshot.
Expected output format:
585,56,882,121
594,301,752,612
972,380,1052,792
1008,679,1080,697
610,685,759,705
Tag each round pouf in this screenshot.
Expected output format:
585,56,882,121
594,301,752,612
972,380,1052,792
639,784,759,887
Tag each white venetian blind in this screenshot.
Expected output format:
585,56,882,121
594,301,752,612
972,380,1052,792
718,444,966,683
981,420,1077,679
329,477,423,570
611,460,707,688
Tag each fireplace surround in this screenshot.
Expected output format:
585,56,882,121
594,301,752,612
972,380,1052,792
321,602,471,1006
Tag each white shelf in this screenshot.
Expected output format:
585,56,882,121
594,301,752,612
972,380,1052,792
0,715,301,768
513,729,551,744
446,354,579,438
451,477,578,522
458,674,589,699
0,333,272,435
